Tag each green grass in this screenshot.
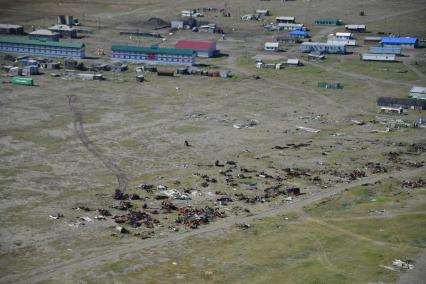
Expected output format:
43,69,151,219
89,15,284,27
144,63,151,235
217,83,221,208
72,178,426,283
337,60,418,81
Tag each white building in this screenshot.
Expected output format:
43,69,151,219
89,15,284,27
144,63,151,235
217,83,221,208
264,42,280,51
256,10,270,17
345,24,366,32
277,23,305,31
301,42,346,54
410,86,426,99
360,53,396,62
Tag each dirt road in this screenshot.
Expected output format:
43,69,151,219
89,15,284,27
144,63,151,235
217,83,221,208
8,167,425,283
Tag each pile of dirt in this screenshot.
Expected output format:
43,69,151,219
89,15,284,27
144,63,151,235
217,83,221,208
142,17,170,29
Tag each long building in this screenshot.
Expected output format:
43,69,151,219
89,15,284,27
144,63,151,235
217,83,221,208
300,42,346,54
315,18,342,26
111,45,196,66
381,37,418,49
368,46,401,55
360,53,396,62
0,37,85,59
377,97,426,110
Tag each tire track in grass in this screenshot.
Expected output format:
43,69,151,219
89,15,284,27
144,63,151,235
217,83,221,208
67,95,128,192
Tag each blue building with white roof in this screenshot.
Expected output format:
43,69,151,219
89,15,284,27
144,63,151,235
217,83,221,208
381,37,418,49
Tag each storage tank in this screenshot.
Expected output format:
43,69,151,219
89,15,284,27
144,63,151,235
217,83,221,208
10,76,34,86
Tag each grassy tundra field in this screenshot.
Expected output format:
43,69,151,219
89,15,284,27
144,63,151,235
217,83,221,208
0,0,425,283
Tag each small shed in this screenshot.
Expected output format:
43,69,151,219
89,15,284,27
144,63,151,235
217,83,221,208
276,16,295,23
276,35,300,44
286,59,302,66
8,67,22,76
345,24,366,32
360,53,396,62
315,18,342,26
264,42,280,51
410,86,426,100
256,10,270,17
22,66,38,76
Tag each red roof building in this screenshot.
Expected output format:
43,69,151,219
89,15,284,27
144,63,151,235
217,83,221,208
175,40,217,57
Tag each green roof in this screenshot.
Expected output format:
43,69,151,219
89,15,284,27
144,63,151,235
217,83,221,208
111,45,194,56
0,37,84,48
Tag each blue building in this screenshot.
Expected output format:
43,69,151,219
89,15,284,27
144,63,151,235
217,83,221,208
0,37,85,58
288,30,309,38
111,45,196,66
381,37,418,49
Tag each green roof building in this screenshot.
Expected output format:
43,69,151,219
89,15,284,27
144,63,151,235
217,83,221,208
0,37,85,58
314,18,343,26
111,44,196,66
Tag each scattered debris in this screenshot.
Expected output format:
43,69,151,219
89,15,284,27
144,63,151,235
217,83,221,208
115,226,129,234
176,206,226,229
236,223,251,229
233,119,258,129
392,259,414,270
97,209,112,216
113,210,159,228
296,126,321,133
402,179,425,188
49,213,63,220
113,189,129,200
349,169,366,180
113,200,132,210
81,217,94,222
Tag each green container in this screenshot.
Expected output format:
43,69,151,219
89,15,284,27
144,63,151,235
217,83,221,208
10,77,34,86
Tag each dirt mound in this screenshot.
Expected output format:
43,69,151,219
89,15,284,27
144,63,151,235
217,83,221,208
142,17,170,29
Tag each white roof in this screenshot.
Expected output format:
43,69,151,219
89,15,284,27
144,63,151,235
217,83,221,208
256,9,269,13
327,40,356,46
335,32,352,38
265,42,279,47
277,23,304,27
30,29,59,36
0,24,22,29
362,53,396,59
302,42,346,47
276,16,295,21
345,24,366,29
287,59,300,64
49,24,76,31
410,86,426,94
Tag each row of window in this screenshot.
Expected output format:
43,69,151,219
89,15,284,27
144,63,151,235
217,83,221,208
113,51,191,58
0,46,81,55
113,55,192,62
0,44,82,51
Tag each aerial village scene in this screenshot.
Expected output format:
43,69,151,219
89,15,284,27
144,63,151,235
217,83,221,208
0,0,426,283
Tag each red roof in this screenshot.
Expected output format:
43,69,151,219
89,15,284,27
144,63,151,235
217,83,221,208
175,40,215,50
